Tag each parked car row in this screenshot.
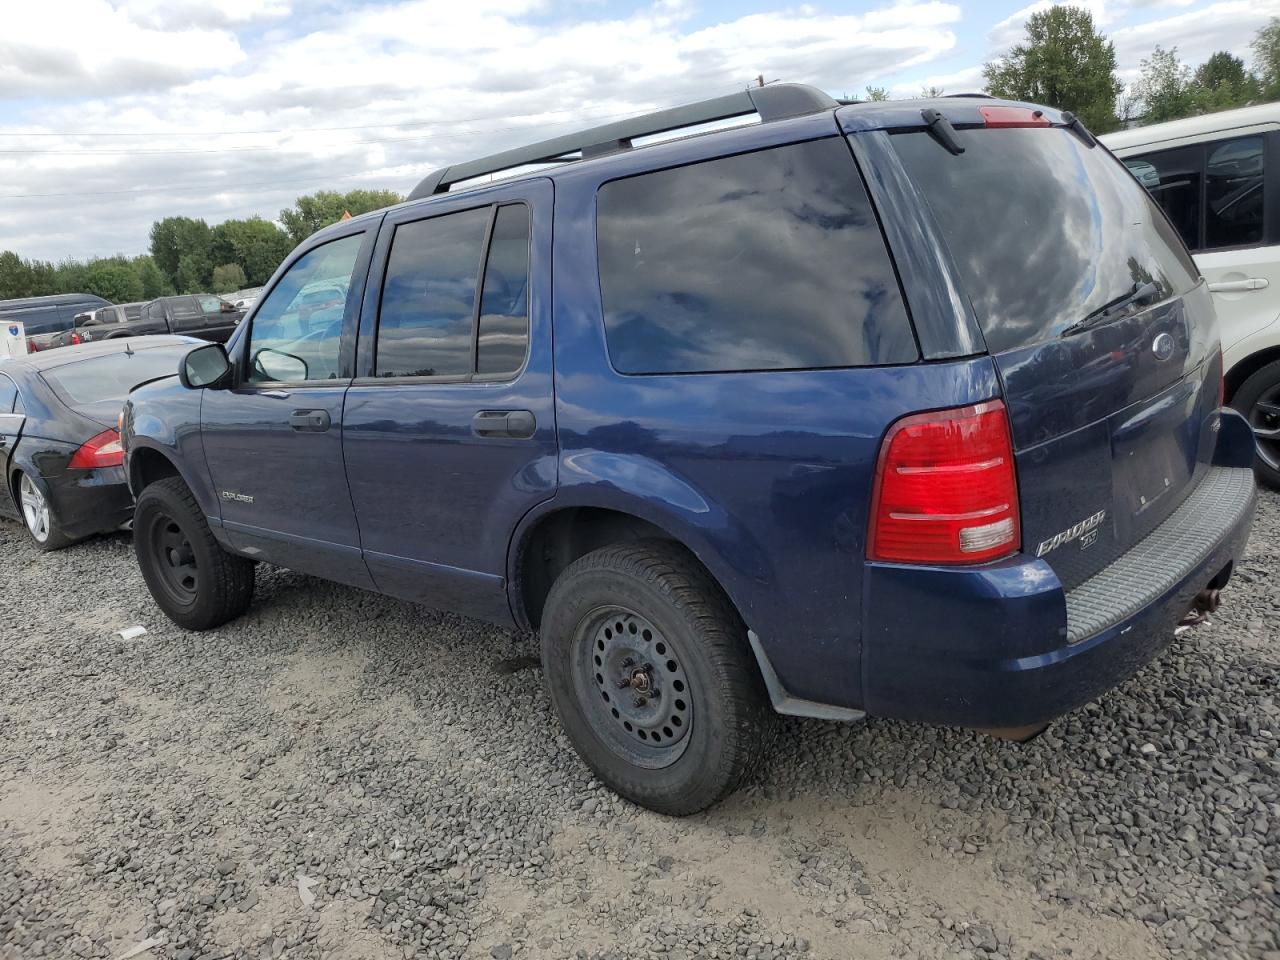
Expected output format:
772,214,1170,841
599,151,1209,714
3,88,1264,817
0,292,243,354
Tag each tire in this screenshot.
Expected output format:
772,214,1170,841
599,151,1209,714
133,476,255,630
540,539,771,816
1230,358,1280,490
14,470,74,551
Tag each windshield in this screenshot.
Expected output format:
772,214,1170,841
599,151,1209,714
44,348,185,404
892,127,1200,354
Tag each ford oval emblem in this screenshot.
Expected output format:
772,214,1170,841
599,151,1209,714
1152,332,1176,361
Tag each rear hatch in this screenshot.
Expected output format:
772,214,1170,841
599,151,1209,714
891,110,1221,589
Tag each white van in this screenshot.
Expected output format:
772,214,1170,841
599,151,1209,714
1105,104,1280,488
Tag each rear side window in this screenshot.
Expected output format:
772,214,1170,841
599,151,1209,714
375,202,531,379
894,128,1200,355
596,138,915,375
14,305,64,336
1126,136,1266,252
171,298,202,322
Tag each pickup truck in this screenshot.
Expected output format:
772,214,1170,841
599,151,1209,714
77,295,242,345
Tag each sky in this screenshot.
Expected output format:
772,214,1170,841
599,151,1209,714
2,0,1279,263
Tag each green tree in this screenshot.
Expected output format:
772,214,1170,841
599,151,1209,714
83,258,145,303
0,251,38,299
211,263,248,294
279,189,402,245
131,256,171,299
983,5,1121,133
214,217,293,285
865,85,890,101
1192,51,1258,110
52,259,90,295
1253,18,1280,101
149,216,213,291
919,85,945,98
1132,46,1196,123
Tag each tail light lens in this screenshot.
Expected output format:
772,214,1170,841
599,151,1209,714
69,429,124,469
868,400,1021,564
70,332,82,345
27,340,39,353
980,105,1050,128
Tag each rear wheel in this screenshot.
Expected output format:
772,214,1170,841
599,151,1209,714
16,471,73,551
1231,358,1280,489
134,476,254,629
540,540,770,816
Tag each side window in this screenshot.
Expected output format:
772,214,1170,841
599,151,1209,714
247,233,364,384
1206,136,1264,249
376,207,489,378
596,138,915,374
476,204,531,376
22,306,62,336
0,374,16,413
145,301,166,322
171,297,203,327
197,295,222,315
1127,147,1202,251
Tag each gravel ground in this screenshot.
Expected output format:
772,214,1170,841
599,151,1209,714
1,490,1278,960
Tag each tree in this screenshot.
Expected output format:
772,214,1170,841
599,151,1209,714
149,216,213,291
1193,51,1258,109
1253,18,1280,101
1131,46,1196,124
213,217,293,285
131,256,171,299
83,258,144,303
279,189,402,245
175,253,210,294
983,5,1121,133
211,263,248,294
864,86,890,101
919,85,945,98
0,252,40,299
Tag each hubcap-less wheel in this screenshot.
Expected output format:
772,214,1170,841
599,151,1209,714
149,515,198,606
19,474,50,543
1250,388,1280,472
574,607,693,769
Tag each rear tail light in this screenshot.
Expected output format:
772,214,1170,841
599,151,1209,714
70,331,82,345
69,429,124,469
868,400,1021,565
27,340,39,353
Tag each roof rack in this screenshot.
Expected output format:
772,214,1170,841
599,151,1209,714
408,83,839,200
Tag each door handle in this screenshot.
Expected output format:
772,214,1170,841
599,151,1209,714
472,410,536,439
1207,278,1269,293
288,409,331,432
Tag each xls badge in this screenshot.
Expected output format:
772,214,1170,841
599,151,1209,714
1035,509,1107,557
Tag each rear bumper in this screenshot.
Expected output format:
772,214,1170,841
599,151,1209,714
44,466,134,539
858,414,1257,729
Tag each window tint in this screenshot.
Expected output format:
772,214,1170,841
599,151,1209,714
1206,136,1264,249
1124,147,1201,250
0,374,16,412
247,234,363,383
14,305,64,336
44,349,188,404
376,207,489,378
894,128,1199,354
476,205,530,376
171,298,201,322
596,139,914,375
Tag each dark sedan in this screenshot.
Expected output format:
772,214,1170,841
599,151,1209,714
0,336,196,550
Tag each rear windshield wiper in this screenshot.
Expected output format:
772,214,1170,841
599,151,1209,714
1061,281,1161,337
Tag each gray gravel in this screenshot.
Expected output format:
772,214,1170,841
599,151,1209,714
1,489,1278,960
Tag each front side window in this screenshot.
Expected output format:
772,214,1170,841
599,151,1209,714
246,233,363,383
596,138,915,374
197,295,223,315
146,301,166,322
374,202,532,379
1126,135,1266,253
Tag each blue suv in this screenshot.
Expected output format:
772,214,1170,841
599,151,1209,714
122,86,1258,814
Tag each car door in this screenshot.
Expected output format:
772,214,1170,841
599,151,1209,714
168,297,210,336
1126,134,1280,366
199,225,379,587
196,294,238,341
0,374,22,518
342,179,556,624
140,300,168,335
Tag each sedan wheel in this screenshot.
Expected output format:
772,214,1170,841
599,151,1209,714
19,473,51,543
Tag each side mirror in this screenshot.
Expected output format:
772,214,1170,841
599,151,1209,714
179,342,232,389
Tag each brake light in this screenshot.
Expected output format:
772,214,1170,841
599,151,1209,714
868,400,1021,564
980,105,1050,128
70,331,82,345
27,340,39,353
69,429,124,469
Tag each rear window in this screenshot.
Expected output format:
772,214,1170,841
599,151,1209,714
44,349,184,404
893,128,1200,354
596,138,916,374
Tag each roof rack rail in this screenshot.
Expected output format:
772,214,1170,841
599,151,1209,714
408,83,839,200
942,92,996,99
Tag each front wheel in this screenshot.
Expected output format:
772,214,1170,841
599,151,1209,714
134,476,255,630
1230,358,1280,489
540,540,771,816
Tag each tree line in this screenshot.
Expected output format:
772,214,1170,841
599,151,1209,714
0,188,401,303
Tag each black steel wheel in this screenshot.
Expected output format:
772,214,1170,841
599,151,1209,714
134,476,255,630
1231,358,1280,489
541,539,771,816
